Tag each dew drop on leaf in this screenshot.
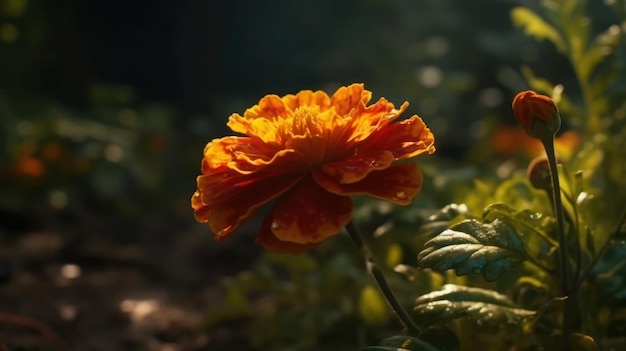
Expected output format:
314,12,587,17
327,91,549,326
529,212,542,220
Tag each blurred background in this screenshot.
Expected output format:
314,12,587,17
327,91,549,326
0,0,619,350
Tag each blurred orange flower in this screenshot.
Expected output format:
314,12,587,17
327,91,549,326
192,83,435,253
492,126,580,160
15,153,45,178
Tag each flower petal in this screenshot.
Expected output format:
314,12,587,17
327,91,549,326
330,83,372,116
320,115,434,184
360,115,435,160
282,89,331,112
193,171,304,239
321,150,395,184
269,177,353,244
313,163,423,205
227,94,291,137
255,212,321,254
348,100,406,143
203,136,275,171
203,137,308,174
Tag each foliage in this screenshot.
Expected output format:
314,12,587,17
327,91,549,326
0,87,177,216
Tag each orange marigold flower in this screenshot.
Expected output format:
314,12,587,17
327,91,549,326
192,83,436,254
512,90,561,139
492,126,580,160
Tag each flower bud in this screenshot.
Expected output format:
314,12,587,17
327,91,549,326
527,156,552,190
512,90,561,140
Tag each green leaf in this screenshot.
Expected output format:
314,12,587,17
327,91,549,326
482,203,557,271
418,219,526,281
580,24,622,83
413,284,536,330
511,7,565,52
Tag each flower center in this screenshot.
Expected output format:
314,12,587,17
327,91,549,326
290,105,324,137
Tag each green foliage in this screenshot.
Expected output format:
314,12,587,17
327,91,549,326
511,7,565,52
512,0,625,136
413,284,536,331
204,250,383,350
0,87,176,215
418,219,527,281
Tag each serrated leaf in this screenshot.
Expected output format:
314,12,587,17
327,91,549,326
418,219,526,281
483,203,557,271
413,284,536,330
511,7,565,52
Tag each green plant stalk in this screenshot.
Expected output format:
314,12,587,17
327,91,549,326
541,138,578,346
345,221,422,336
576,207,626,289
541,139,571,292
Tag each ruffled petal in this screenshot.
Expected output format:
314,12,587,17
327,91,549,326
227,94,291,137
193,171,304,239
321,150,395,184
360,115,435,160
203,136,278,171
313,163,423,205
203,137,308,175
268,177,353,244
348,100,406,143
330,83,372,116
255,212,321,254
282,90,331,112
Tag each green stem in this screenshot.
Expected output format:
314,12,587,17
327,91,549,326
345,221,421,336
541,138,575,347
541,139,571,293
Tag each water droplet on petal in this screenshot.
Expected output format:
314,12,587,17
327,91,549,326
271,221,280,230
395,191,407,200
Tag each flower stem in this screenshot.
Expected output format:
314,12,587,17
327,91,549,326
541,139,570,292
541,138,575,347
345,221,421,336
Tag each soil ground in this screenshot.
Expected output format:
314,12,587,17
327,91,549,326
0,206,259,351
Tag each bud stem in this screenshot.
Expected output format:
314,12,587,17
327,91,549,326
540,137,575,347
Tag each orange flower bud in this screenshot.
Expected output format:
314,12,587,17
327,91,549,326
512,90,561,140
527,156,552,190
